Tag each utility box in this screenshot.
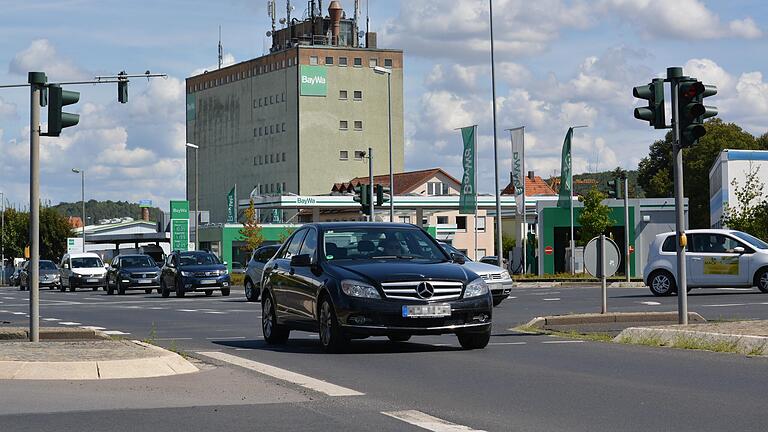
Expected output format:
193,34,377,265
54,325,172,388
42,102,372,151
565,246,585,274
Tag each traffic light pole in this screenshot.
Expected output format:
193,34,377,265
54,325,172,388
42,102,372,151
624,176,630,282
28,72,45,342
368,147,374,222
669,67,689,325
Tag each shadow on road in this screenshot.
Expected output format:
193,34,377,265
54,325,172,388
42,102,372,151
212,337,463,355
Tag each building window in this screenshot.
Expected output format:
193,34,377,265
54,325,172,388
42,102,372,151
270,95,274,104
270,125,275,134
264,154,269,163
281,60,285,68
258,155,262,164
422,218,429,225
281,122,286,132
310,56,318,65
325,56,334,65
339,120,348,130
476,216,486,232
353,57,362,67
456,216,467,231
354,150,365,160
369,58,378,68
287,58,292,67
339,150,348,160
275,123,280,133
475,249,486,259
253,156,257,165
282,152,286,162
253,128,258,137
353,90,362,100
384,58,393,68
354,120,363,130
270,154,274,163
339,90,348,100
270,184,274,193
399,216,411,224
339,57,347,66
437,216,449,225
281,92,285,102
282,182,286,192
427,182,449,196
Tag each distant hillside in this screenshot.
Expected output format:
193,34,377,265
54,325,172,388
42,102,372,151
52,200,163,224
548,169,646,198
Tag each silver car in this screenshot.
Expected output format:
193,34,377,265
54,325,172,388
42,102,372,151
244,244,281,302
644,229,768,296
440,242,513,306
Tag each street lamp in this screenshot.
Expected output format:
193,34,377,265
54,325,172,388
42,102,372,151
71,168,85,252
373,65,394,222
186,143,199,250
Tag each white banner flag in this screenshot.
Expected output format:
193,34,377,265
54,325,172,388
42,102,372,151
510,127,525,215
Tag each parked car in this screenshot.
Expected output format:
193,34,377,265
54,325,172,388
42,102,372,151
439,243,512,306
231,262,246,275
107,254,161,295
59,252,107,292
20,260,61,291
244,244,281,302
160,250,231,298
644,229,768,296
260,222,492,353
479,255,508,268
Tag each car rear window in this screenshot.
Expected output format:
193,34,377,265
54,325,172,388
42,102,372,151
661,235,676,252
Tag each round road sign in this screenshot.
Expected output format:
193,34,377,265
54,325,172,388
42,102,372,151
583,236,621,278
544,246,553,255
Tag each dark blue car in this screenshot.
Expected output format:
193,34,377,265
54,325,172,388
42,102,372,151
160,250,231,297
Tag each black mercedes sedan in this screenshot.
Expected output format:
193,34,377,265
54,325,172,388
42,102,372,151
260,222,492,353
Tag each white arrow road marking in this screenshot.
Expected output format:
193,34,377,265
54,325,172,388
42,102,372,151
197,351,364,397
640,301,661,306
542,298,561,301
382,410,486,432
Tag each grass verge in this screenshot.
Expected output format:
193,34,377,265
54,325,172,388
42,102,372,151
513,325,614,342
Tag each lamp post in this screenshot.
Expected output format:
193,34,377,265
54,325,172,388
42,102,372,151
186,143,199,250
1,191,4,286
373,65,394,221
71,168,85,252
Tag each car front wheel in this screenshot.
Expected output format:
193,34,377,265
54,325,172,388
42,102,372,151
457,330,491,350
648,270,675,297
245,279,259,302
262,292,289,344
160,280,170,298
756,268,768,293
318,298,348,353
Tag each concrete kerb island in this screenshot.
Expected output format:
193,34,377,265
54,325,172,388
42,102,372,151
0,329,198,380
523,312,707,329
616,321,768,356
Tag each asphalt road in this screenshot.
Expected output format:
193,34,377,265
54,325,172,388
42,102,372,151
1,284,767,431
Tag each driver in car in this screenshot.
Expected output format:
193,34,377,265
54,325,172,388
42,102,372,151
380,238,403,256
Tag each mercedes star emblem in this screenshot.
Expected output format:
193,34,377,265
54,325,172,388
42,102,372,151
416,282,435,299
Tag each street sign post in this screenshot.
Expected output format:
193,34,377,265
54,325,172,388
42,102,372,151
584,235,621,314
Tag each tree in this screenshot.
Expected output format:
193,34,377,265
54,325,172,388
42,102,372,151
239,199,263,253
578,187,614,246
636,119,759,228
1,207,70,262
720,164,768,240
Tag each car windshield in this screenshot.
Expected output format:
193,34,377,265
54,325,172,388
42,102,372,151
121,256,155,268
40,261,57,270
179,252,220,266
731,231,768,250
323,227,449,262
71,257,104,268
440,243,472,261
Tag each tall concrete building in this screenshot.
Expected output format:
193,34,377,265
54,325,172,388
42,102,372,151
185,1,404,223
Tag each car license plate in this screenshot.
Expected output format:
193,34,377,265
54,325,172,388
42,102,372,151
87,278,98,283
139,279,152,284
201,279,217,285
402,304,451,318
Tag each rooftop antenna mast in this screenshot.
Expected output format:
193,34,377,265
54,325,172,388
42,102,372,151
354,0,360,46
268,0,276,34
217,25,223,69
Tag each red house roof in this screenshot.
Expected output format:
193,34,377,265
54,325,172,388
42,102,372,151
501,175,556,196
332,168,461,195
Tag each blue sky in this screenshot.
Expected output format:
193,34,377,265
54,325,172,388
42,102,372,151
1,0,767,210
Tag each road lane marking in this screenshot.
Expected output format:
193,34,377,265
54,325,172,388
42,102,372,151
205,336,246,340
204,311,227,314
42,318,60,321
701,302,768,307
59,322,81,326
489,342,527,345
102,330,130,335
148,307,166,310
716,288,754,291
542,298,561,301
506,296,517,300
11,312,26,315
640,301,661,306
382,410,486,432
178,309,198,312
541,340,585,344
197,351,364,397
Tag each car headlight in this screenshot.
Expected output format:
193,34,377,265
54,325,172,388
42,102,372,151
340,279,381,299
500,270,511,280
181,271,192,277
464,278,489,298
220,269,228,276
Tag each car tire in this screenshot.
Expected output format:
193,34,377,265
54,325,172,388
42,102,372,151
204,290,213,296
175,279,185,298
648,270,675,297
221,288,230,297
144,289,153,294
318,297,348,353
457,330,491,350
244,279,259,302
262,291,289,344
160,280,170,298
107,283,114,295
69,286,76,292
755,268,768,293
387,335,411,342
117,281,126,295
492,297,504,307
92,287,98,291
60,284,66,293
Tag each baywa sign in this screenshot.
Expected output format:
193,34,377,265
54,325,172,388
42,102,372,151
300,65,327,96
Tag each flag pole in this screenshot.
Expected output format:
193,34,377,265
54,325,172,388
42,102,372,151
570,125,588,274
474,125,478,260
489,0,503,269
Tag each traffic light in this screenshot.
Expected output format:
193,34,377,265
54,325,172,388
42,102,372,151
353,184,370,215
117,71,128,103
375,184,390,206
607,179,621,199
44,84,80,137
633,78,665,129
677,79,717,148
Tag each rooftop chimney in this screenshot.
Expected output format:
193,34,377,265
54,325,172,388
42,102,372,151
328,1,343,45
528,170,535,180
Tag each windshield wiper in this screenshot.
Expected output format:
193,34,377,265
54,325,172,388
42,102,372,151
371,255,415,260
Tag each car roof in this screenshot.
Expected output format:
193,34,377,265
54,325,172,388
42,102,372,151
67,252,102,258
117,254,151,259
306,222,419,231
657,229,740,237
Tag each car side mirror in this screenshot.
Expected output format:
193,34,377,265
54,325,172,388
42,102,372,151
223,261,228,266
733,246,745,254
290,254,312,267
63,263,70,269
450,252,466,264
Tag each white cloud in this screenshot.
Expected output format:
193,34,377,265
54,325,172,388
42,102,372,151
8,39,89,80
190,53,236,77
0,97,17,118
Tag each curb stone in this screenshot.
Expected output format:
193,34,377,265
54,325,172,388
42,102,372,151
522,312,706,329
615,327,768,356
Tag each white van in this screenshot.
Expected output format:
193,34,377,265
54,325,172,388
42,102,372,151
59,252,107,292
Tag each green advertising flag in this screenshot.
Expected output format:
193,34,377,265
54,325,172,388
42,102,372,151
557,127,574,208
226,186,236,223
459,125,477,215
